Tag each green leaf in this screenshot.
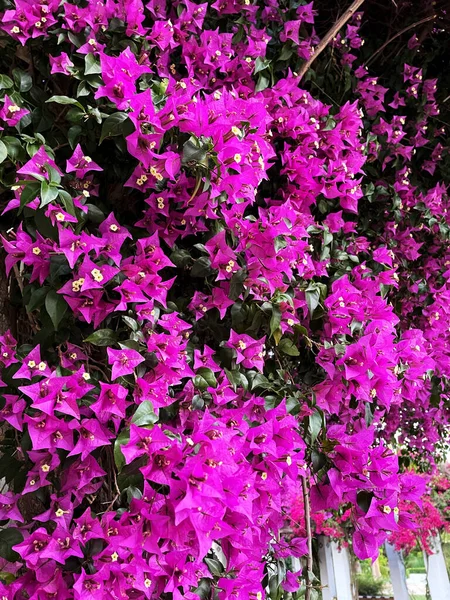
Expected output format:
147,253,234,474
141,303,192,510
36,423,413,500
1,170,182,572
250,372,271,391
194,579,211,600
196,367,218,388
278,338,300,356
0,74,14,90
0,529,23,562
170,249,193,268
114,428,130,471
323,228,333,246
182,137,208,166
88,106,102,124
308,410,323,444
68,31,82,47
86,204,105,223
118,339,140,351
204,557,223,576
269,574,279,600
357,490,373,514
131,400,158,427
85,53,102,75
0,449,22,484
3,136,24,162
311,449,327,473
100,112,132,144
12,68,32,92
27,286,50,312
126,485,143,503
254,56,271,74
66,107,85,124
68,125,82,149
192,394,204,410
77,81,91,97
46,95,84,110
229,267,248,300
45,289,68,330
84,329,118,346
19,181,40,212
279,43,294,61
255,73,270,93
365,401,374,427
225,368,248,391
122,316,139,331
0,140,7,164
274,235,287,253
191,256,212,278
117,466,144,493
0,571,15,584
270,305,282,337
273,327,282,346
58,190,75,216
305,284,321,317
40,181,60,208
45,165,61,185
193,375,209,391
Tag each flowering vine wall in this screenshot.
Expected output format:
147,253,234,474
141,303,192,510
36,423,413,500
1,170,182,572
0,0,449,598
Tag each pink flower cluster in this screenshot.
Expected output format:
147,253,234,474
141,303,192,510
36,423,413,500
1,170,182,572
0,0,449,598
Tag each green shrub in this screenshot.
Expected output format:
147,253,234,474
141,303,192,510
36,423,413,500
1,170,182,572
407,567,426,575
357,573,385,596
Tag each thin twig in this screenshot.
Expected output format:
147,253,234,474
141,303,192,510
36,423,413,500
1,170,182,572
366,14,436,67
302,475,313,600
87,362,110,381
297,0,366,82
12,264,40,334
102,493,120,514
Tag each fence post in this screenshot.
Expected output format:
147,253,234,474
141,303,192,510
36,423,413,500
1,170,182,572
318,535,337,600
424,535,450,600
385,542,410,600
330,540,355,600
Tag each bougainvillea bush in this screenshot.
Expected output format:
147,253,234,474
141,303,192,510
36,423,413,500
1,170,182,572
389,467,450,556
0,0,449,598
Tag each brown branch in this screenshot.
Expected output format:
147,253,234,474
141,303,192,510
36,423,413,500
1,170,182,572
102,493,120,514
296,0,366,82
366,14,436,67
12,264,40,334
302,475,313,600
0,255,12,336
